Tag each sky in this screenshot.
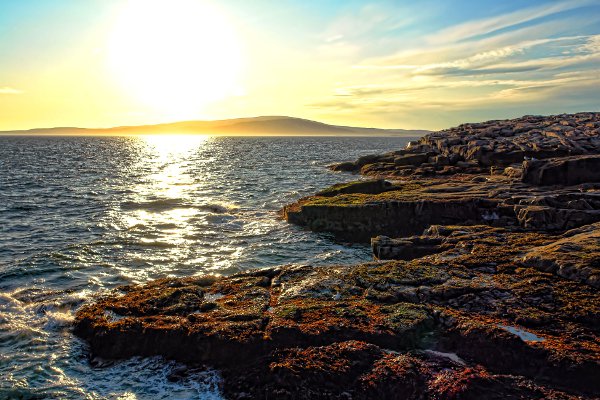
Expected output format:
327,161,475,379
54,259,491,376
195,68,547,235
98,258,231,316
0,0,599,131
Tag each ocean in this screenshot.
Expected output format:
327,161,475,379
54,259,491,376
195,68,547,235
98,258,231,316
0,135,414,399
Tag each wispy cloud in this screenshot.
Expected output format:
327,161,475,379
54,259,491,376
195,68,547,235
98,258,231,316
317,3,418,60
356,34,600,76
313,71,598,113
426,0,594,44
323,3,413,42
0,87,22,95
312,2,600,129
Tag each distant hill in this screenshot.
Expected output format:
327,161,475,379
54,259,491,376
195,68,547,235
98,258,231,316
0,116,430,137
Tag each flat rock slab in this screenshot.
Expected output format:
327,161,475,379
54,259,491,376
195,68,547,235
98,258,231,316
283,174,600,241
75,227,600,398
523,155,600,186
522,222,600,287
374,223,600,288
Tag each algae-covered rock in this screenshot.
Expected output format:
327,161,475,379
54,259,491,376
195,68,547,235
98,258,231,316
522,222,600,287
75,240,600,398
316,179,392,197
372,235,442,261
284,173,600,241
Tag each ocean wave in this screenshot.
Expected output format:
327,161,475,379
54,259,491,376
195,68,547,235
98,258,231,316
0,136,407,398
79,357,224,400
43,309,75,330
135,240,178,249
120,198,238,214
120,198,187,212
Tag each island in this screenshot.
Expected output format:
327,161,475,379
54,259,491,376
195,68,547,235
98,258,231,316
74,112,599,399
0,116,429,137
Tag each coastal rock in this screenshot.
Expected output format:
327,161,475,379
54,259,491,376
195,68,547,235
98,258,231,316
283,192,503,241
75,232,600,398
222,340,583,399
371,235,441,261
515,204,600,231
75,113,600,399
283,175,600,241
316,179,392,197
329,161,356,172
285,113,600,241
373,221,600,288
522,155,600,186
522,223,600,287
335,113,600,178
394,153,430,166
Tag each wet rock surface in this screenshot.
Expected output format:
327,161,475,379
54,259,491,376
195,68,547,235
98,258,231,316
75,113,600,399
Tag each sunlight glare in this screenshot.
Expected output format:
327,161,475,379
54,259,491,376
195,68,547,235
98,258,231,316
108,0,244,119
142,134,209,158
140,134,209,198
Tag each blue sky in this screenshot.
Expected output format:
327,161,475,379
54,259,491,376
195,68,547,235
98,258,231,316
0,0,599,130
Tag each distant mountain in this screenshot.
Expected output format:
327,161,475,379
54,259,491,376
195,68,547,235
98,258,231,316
0,116,430,137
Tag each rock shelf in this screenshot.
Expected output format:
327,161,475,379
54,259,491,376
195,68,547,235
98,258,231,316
74,230,599,398
75,113,600,399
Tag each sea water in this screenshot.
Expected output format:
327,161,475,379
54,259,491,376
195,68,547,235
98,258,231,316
0,135,413,399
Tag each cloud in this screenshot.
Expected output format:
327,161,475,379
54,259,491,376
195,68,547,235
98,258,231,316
0,87,22,95
356,31,594,71
316,25,600,114
318,3,417,59
426,0,594,45
311,67,600,122
323,3,413,42
310,1,600,129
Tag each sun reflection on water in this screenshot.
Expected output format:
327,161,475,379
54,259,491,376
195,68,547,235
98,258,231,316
142,134,210,156
116,134,215,281
142,134,210,197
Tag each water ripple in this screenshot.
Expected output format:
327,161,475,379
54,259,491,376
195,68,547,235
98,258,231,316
0,135,413,398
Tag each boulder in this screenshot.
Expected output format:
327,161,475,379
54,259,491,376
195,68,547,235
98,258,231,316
503,166,522,179
329,161,356,172
522,155,600,186
371,235,442,260
522,222,600,287
316,180,392,197
394,153,429,166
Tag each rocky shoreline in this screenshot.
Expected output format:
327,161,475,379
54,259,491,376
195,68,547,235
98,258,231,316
74,113,600,399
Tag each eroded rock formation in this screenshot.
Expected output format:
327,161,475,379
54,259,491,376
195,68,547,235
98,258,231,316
285,113,600,241
75,113,600,399
328,112,600,177
74,226,599,398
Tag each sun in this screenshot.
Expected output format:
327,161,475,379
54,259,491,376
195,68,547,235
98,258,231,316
107,0,243,119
